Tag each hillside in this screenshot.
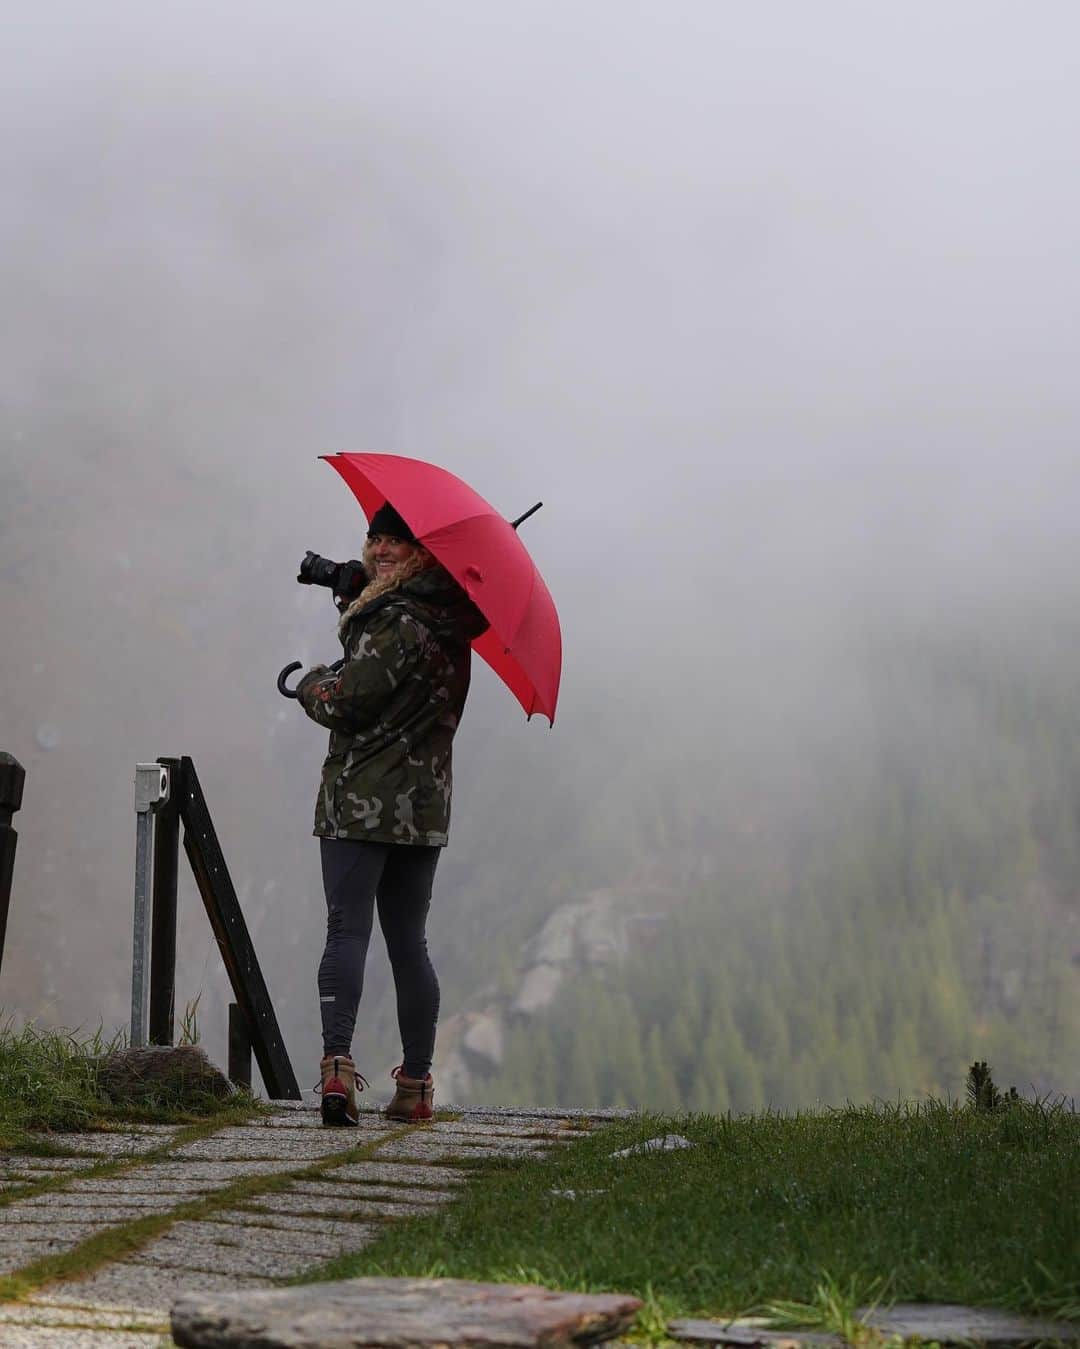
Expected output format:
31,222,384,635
347,617,1080,1108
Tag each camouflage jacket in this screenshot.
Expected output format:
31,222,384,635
298,568,487,846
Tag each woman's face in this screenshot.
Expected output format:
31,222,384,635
367,533,416,580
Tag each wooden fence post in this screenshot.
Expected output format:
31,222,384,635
149,758,183,1045
228,1002,253,1090
0,753,25,981
178,757,300,1099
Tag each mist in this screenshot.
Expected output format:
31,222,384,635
3,2,1079,1103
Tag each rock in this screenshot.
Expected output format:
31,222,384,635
462,1012,505,1068
859,1303,1079,1345
171,1276,642,1349
433,1043,472,1103
95,1046,232,1107
528,905,586,965
667,1306,1080,1346
576,896,624,965
511,964,564,1016
610,1134,693,1157
667,1322,837,1347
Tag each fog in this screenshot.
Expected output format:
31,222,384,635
3,3,1079,1099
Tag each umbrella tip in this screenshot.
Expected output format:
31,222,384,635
510,501,543,530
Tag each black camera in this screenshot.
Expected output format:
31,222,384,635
297,551,368,603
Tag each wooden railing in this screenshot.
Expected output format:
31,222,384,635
143,756,300,1099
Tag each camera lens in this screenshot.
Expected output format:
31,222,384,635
298,552,342,588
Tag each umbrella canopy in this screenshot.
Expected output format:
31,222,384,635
323,452,562,724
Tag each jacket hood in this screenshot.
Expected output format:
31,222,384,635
400,567,489,644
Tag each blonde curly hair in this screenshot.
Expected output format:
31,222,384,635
337,538,437,634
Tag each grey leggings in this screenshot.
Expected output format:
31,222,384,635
317,837,441,1077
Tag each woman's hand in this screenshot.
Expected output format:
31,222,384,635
295,664,331,710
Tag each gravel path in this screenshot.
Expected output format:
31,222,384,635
0,1102,600,1348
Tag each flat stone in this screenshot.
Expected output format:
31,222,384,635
0,1156,100,1173
12,1195,178,1213
0,1236,89,1274
206,1208,383,1235
667,1323,837,1347
273,1181,455,1205
38,1130,179,1156
41,1260,273,1316
668,1307,1080,1347
373,1135,548,1163
254,1113,326,1128
107,1123,181,1134
243,1192,450,1220
430,1121,567,1139
0,1328,165,1347
0,1303,165,1332
170,1128,369,1162
0,1221,113,1243
424,1104,629,1122
126,1159,303,1182
51,1159,303,1199
133,1240,312,1281
159,1218,359,1259
611,1133,693,1158
132,1226,375,1280
860,1303,1080,1344
2,1202,171,1223
426,1131,559,1152
172,1276,642,1348
323,1161,466,1187
48,1175,223,1197
9,1159,302,1198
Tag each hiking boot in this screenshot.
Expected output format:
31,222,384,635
318,1054,368,1127
385,1065,435,1121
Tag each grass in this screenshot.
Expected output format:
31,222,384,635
303,1100,1080,1324
0,1019,259,1150
757,1271,889,1343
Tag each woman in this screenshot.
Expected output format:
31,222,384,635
296,501,486,1125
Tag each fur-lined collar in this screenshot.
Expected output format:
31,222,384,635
337,569,487,644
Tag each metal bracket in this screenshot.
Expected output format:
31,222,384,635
135,763,170,814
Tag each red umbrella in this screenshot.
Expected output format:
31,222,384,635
322,452,562,724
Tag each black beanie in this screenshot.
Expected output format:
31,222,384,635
367,502,416,542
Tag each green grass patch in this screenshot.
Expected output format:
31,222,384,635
301,1102,1079,1322
0,1020,260,1149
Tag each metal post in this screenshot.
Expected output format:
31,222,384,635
228,1002,252,1090
131,763,170,1047
0,753,26,981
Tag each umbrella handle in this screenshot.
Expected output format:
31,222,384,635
278,657,346,699
277,661,304,699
